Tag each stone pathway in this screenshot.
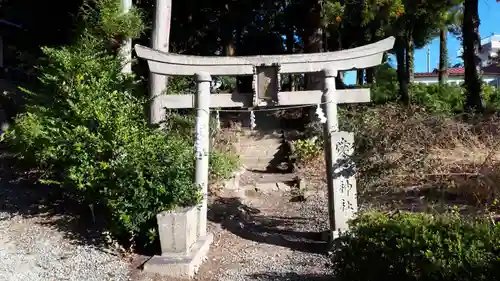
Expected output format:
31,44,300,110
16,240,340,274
204,184,333,281
199,127,333,281
202,128,332,280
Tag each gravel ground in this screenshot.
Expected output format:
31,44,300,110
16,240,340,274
199,182,334,281
0,212,130,281
0,175,131,281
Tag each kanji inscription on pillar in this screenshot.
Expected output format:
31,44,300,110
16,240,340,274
331,131,357,234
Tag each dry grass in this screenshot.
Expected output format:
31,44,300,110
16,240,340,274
297,104,500,212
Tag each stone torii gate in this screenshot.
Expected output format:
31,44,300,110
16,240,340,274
134,36,395,278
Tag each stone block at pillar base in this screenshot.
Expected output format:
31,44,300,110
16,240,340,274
143,233,213,278
321,230,339,241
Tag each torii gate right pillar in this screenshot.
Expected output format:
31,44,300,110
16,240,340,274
322,68,358,243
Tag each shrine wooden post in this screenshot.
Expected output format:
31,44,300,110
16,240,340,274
134,36,395,277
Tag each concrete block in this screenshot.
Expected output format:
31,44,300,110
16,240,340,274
157,206,198,254
197,204,207,238
143,233,214,278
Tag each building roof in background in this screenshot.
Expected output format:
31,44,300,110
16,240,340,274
415,65,500,77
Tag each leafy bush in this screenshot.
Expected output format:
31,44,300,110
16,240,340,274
409,83,465,113
163,112,240,180
332,211,500,281
291,137,322,162
4,0,238,247
371,80,500,113
483,84,500,109
370,62,399,104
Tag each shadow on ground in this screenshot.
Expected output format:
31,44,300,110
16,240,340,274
208,197,328,254
248,272,333,281
0,151,109,248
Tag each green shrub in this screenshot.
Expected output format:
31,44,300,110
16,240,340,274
332,211,500,281
371,80,500,113
163,111,240,180
483,84,500,109
370,63,399,104
291,137,323,163
4,0,237,247
410,83,465,113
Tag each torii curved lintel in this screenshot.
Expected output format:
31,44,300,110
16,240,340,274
135,36,395,76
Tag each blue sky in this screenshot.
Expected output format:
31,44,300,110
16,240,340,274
345,0,500,84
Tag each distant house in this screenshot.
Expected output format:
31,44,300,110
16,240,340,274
414,65,500,87
416,33,500,87
455,34,500,66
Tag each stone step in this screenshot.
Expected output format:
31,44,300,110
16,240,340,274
237,134,285,171
239,172,297,185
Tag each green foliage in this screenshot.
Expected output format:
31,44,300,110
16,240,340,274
291,137,322,162
4,0,238,247
482,84,500,107
163,111,240,180
166,77,196,95
210,150,240,180
332,211,500,281
82,0,145,40
370,80,500,114
370,62,400,103
409,83,465,113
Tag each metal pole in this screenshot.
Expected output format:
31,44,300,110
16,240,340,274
120,0,133,74
150,0,172,124
322,68,338,243
195,72,211,238
426,47,431,73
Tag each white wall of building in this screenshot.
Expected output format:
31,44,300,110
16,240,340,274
414,75,500,87
479,35,500,66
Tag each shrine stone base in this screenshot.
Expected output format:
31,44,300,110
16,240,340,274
143,234,213,278
142,206,213,278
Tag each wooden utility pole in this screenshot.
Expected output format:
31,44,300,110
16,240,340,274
120,0,133,74
149,0,172,124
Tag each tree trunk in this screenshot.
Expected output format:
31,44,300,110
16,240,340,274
406,40,415,83
302,0,324,123
396,44,409,105
463,0,484,111
286,27,295,91
356,69,364,86
438,27,448,85
303,0,323,91
149,0,172,125
223,3,236,57
366,68,375,84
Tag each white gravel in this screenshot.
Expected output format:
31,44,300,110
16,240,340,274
0,179,133,281
0,212,130,281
